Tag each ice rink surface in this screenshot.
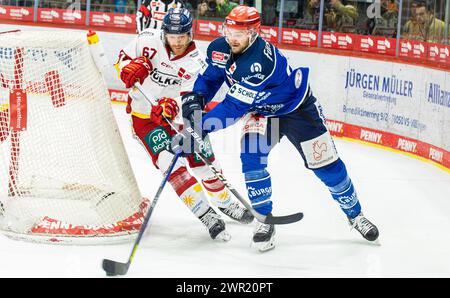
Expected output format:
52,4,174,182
1,104,449,278
0,24,449,278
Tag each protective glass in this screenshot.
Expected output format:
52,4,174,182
223,25,252,40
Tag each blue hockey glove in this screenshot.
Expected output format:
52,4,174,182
181,92,205,128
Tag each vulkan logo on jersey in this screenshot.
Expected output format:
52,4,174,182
149,69,181,86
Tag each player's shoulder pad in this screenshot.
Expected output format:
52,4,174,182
238,37,277,86
206,37,231,68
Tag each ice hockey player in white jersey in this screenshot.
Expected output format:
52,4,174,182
117,7,254,241
178,5,380,251
136,0,185,33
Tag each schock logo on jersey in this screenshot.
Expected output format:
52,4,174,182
211,51,230,64
228,84,257,104
149,69,181,86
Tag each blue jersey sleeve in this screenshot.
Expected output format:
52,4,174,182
193,38,228,103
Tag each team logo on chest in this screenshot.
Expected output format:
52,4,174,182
250,63,262,73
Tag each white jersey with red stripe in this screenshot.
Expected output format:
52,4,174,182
116,28,207,120
136,0,184,33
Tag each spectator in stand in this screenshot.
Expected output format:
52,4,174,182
214,0,238,18
91,0,104,12
367,0,398,37
408,1,418,25
402,0,447,43
306,0,358,33
262,0,277,26
17,1,34,7
183,0,194,12
115,0,127,13
198,0,217,18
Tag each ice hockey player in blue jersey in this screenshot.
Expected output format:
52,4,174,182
176,5,379,252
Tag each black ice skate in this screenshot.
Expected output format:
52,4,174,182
348,212,379,242
252,221,275,252
199,207,231,241
218,202,254,224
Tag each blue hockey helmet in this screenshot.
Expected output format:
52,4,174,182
162,7,193,35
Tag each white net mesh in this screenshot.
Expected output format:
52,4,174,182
0,30,147,244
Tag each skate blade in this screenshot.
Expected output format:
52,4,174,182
252,240,275,252
215,230,231,242
371,238,381,246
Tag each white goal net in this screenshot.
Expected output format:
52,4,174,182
0,30,148,244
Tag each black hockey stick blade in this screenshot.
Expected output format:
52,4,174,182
102,259,130,276
263,212,304,225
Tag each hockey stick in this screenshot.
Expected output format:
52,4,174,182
102,152,181,276
133,83,303,225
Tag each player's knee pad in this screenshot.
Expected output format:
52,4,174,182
190,159,220,180
299,131,339,170
313,159,361,218
168,166,209,217
201,176,231,208
190,162,232,208
244,169,272,215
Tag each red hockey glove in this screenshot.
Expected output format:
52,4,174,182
158,97,179,120
120,57,153,88
149,97,179,125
